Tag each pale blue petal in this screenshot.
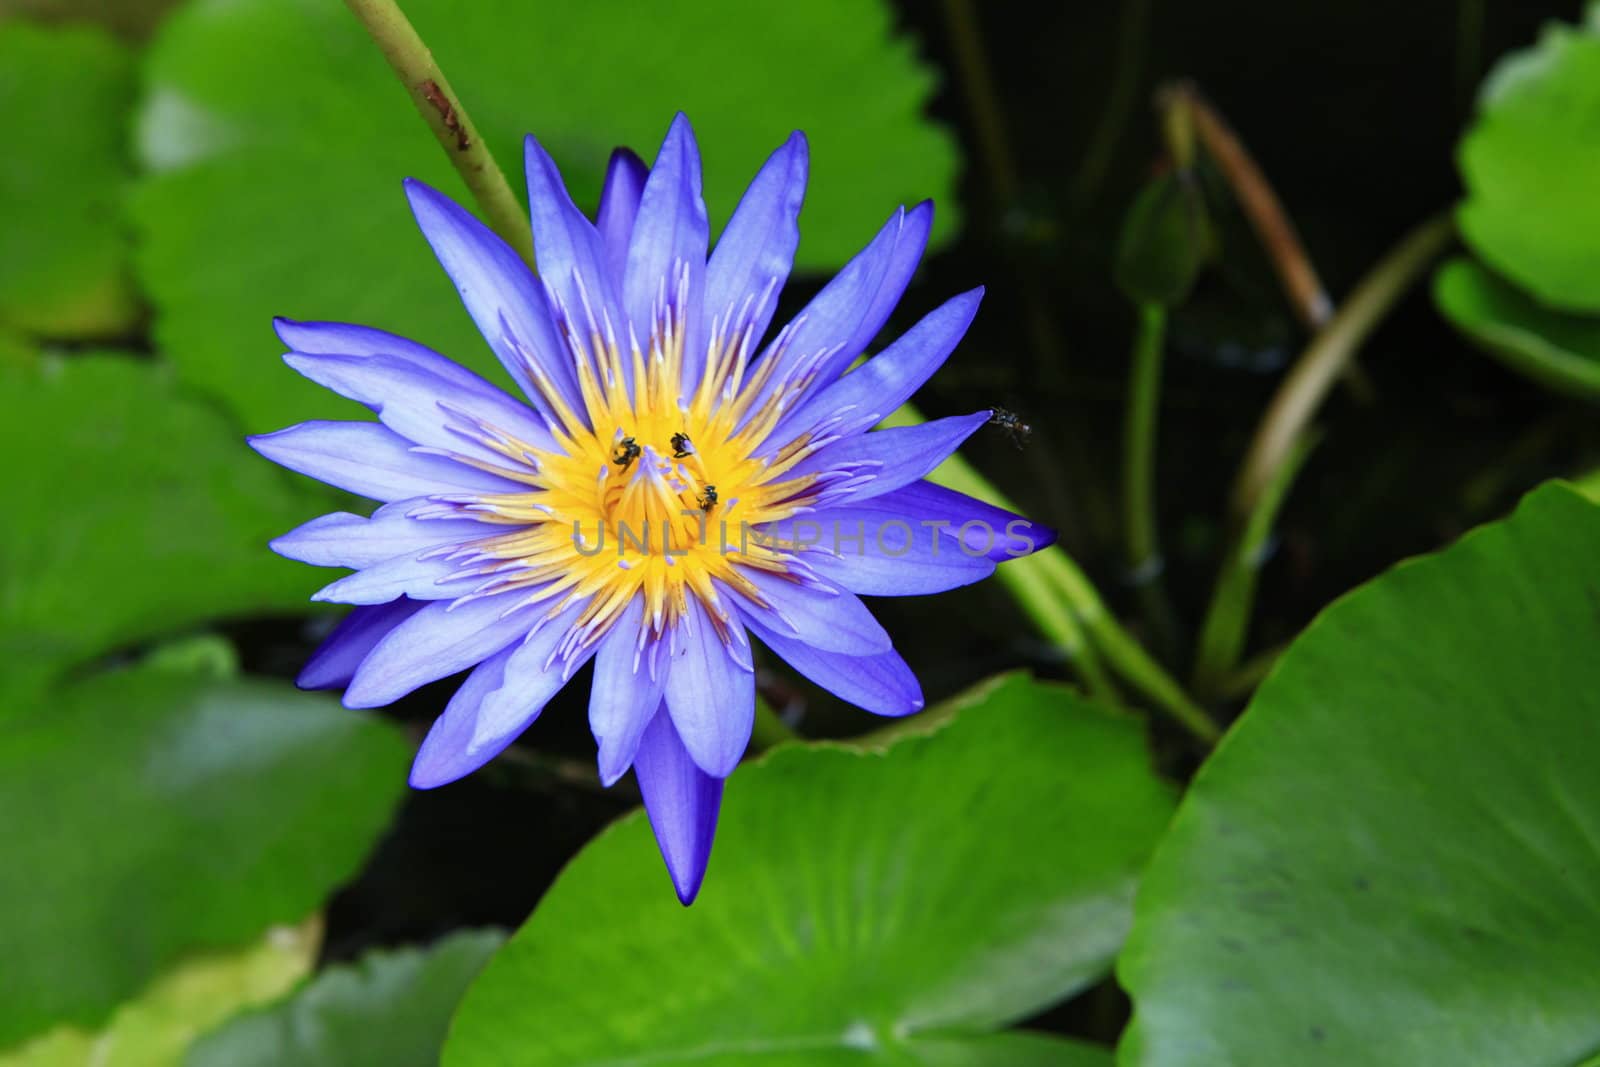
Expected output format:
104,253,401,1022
248,421,523,502
403,178,580,412
745,616,923,717
662,594,754,778
623,114,710,386
789,411,991,507
342,590,540,708
588,595,666,785
734,568,892,655
634,707,724,905
409,601,593,787
703,132,807,351
270,507,487,569
596,147,648,285
296,598,425,690
760,500,996,596
776,287,983,440
282,350,557,462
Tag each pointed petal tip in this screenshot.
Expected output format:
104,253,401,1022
293,667,335,691
671,869,704,906
408,754,464,791
270,315,301,344
340,684,388,711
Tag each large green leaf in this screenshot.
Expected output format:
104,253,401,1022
0,353,321,698
1118,482,1600,1066
1457,11,1600,312
186,931,502,1067
0,661,409,1047
0,918,318,1067
444,674,1173,1066
132,0,960,433
0,22,141,338
1434,257,1600,400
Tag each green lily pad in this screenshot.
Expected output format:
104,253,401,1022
1119,482,1600,1065
132,0,960,433
1434,256,1600,400
0,660,409,1047
0,352,322,699
444,674,1173,1065
185,931,503,1067
0,918,319,1067
1457,13,1600,312
0,22,141,338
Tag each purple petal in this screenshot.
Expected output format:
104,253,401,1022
248,421,523,502
297,598,426,690
273,319,503,398
881,480,1057,561
760,500,996,596
282,351,557,463
588,595,666,785
309,551,475,605
745,616,923,717
703,132,807,352
766,201,933,387
524,134,623,326
596,147,649,286
623,114,710,386
403,179,580,414
409,601,593,788
406,645,512,786
271,506,487,569
342,590,541,708
777,287,983,440
734,568,892,655
790,411,991,507
662,595,754,778
634,707,724,905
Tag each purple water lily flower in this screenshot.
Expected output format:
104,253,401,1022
251,113,1052,904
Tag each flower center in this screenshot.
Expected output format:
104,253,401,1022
417,267,839,647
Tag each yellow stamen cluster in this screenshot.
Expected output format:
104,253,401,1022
427,272,834,651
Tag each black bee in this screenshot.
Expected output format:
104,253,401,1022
697,484,718,512
612,435,641,468
989,408,1033,450
670,432,694,459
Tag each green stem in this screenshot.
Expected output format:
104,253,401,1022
344,0,537,271
1122,303,1167,576
884,407,1220,743
1229,215,1454,525
1192,433,1318,699
1034,546,1221,744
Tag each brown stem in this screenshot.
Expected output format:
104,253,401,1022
1229,215,1455,525
1161,81,1333,330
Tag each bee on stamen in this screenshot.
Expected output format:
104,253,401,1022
989,408,1033,450
697,484,718,512
670,432,694,459
611,435,641,468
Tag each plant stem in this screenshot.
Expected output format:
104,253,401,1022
1229,215,1455,526
1161,82,1332,330
886,407,1220,743
1122,303,1167,577
1121,303,1181,657
343,0,536,271
1192,433,1317,699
